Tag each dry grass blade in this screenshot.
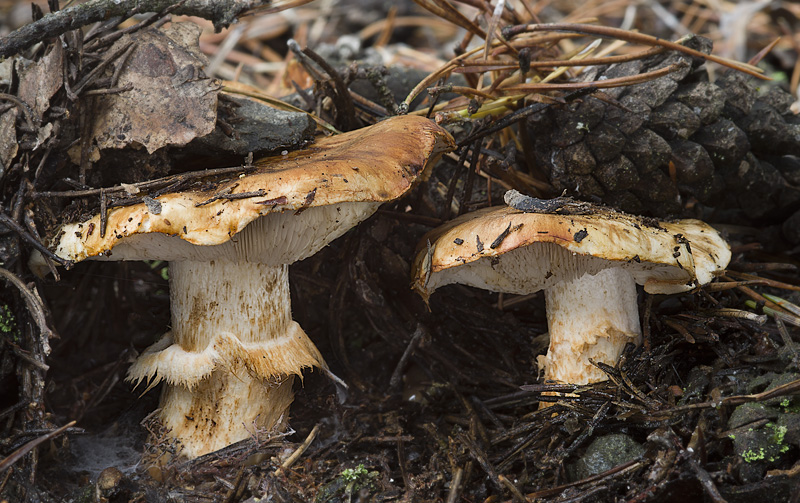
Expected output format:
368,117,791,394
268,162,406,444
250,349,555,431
412,0,486,39
726,271,800,291
503,23,769,79
274,423,320,474
762,294,800,317
499,62,684,93
222,81,340,133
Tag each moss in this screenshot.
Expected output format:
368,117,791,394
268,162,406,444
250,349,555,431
316,464,378,503
0,304,18,341
742,447,766,463
340,464,369,482
738,422,791,464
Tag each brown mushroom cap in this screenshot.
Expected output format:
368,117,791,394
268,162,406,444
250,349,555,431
413,204,730,299
52,115,455,265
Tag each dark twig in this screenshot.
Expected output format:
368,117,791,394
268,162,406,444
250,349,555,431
457,87,596,147
0,421,77,473
442,147,470,221
458,139,482,216
457,432,503,491
82,84,134,96
99,188,108,238
0,93,37,131
196,189,267,207
33,165,257,200
0,0,267,58
388,324,427,393
299,46,358,131
686,457,727,503
0,267,55,341
647,378,800,416
0,212,71,268
73,40,134,95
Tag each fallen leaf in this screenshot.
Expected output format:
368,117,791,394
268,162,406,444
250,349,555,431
17,43,64,120
88,22,219,155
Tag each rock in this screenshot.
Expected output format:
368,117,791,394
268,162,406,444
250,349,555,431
569,433,645,480
188,94,316,159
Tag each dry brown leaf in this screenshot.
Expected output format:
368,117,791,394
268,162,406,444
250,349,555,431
88,22,219,155
17,43,64,120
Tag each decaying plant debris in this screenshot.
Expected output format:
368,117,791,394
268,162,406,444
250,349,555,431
1,0,799,502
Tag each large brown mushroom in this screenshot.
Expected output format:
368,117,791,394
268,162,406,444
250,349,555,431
35,115,455,458
412,194,730,388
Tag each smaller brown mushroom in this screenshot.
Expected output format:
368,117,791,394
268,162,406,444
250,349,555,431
411,194,730,388
34,115,455,458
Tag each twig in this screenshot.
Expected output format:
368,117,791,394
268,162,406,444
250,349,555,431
687,457,727,503
649,378,800,416
457,87,594,146
195,189,267,207
502,23,769,80
0,0,267,58
0,212,71,268
33,165,256,200
505,460,643,501
0,93,37,131
10,344,50,372
0,421,77,473
498,475,527,503
274,423,320,475
0,268,54,341
725,271,800,292
445,463,467,503
388,324,426,392
498,63,686,94
299,45,358,131
457,432,503,491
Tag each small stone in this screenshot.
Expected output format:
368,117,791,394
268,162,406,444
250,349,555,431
569,433,645,480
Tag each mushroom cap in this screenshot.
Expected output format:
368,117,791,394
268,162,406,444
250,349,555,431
50,115,455,265
412,204,730,299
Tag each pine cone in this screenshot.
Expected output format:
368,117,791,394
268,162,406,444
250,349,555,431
526,36,800,227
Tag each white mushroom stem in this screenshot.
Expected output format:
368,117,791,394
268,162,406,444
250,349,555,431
537,267,641,385
128,259,325,458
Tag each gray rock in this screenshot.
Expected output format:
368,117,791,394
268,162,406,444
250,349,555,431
190,95,316,158
569,433,645,480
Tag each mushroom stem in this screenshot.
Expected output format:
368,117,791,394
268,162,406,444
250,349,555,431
538,267,641,385
128,259,325,458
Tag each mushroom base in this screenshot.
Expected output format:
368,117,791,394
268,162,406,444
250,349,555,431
538,267,642,386
159,372,295,459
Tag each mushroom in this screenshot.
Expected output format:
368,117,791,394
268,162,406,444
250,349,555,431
36,115,455,458
411,196,730,389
